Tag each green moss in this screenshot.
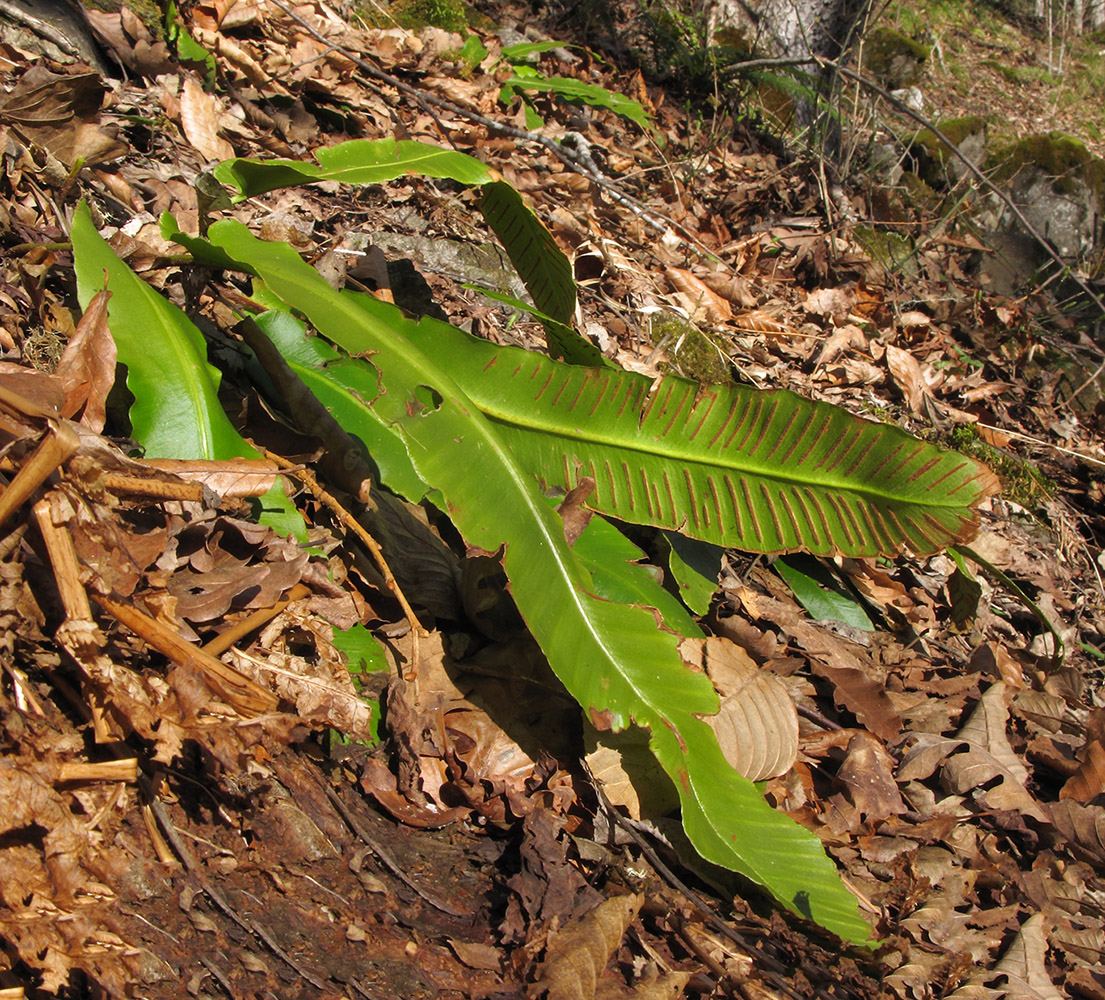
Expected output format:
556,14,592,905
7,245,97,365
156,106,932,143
909,115,987,185
863,27,930,86
854,225,919,277
390,0,468,33
986,132,1105,208
948,424,1053,508
653,314,731,384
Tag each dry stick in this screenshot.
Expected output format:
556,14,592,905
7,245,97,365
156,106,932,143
202,581,312,657
32,494,112,741
91,591,280,714
138,774,330,992
261,448,425,682
977,421,1105,470
319,780,470,917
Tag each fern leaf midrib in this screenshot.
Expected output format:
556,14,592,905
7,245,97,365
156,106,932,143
477,402,979,508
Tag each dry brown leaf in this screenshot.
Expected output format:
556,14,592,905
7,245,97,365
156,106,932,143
683,636,798,781
54,289,117,432
584,724,678,821
813,323,867,368
665,267,733,324
989,913,1063,1000
696,269,757,309
180,75,235,162
902,683,1048,823
1048,800,1105,866
1061,740,1105,802
835,731,907,823
598,973,691,999
733,307,787,335
885,343,926,414
530,894,643,1000
804,286,856,322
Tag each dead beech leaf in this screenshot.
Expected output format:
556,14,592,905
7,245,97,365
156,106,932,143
697,269,757,309
813,323,867,368
804,286,855,322
1061,740,1105,802
885,343,925,414
584,723,678,821
902,683,1048,822
733,307,787,335
530,894,642,1000
835,731,906,823
683,636,798,781
665,267,733,324
180,75,234,162
55,289,116,432
989,913,1063,1000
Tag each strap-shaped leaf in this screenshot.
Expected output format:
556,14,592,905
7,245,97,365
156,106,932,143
70,204,306,540
213,137,494,199
215,141,585,364
272,301,996,557
479,182,575,326
171,217,874,944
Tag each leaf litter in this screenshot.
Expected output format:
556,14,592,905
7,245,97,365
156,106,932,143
0,1,1104,998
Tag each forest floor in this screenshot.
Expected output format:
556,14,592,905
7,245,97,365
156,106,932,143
0,1,1104,999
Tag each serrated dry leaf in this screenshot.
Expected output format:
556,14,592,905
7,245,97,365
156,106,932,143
180,75,234,162
683,636,798,781
1061,740,1105,802
665,267,733,324
531,894,642,1000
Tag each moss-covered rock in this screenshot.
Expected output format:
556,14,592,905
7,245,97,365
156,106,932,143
862,27,930,88
982,132,1105,258
389,0,468,33
909,115,987,186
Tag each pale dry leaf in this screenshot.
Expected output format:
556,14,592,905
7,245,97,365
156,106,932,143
733,307,787,335
1048,799,1105,865
530,894,643,1000
665,267,733,324
885,343,926,414
683,637,798,782
697,269,757,309
991,913,1063,1000
813,323,867,368
599,972,691,999
943,682,1049,822
1060,740,1105,802
225,646,374,740
835,731,907,823
180,75,234,162
584,723,678,820
1050,921,1105,966
804,286,856,322
54,289,117,432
